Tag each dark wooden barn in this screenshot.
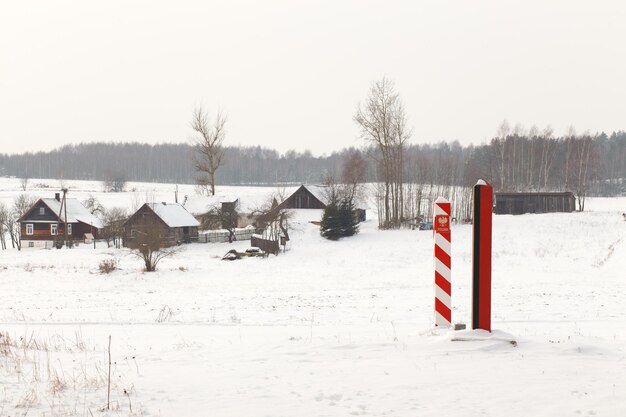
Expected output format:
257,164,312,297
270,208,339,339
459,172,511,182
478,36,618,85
494,192,576,215
276,185,367,222
277,185,327,210
123,202,200,248
18,193,102,248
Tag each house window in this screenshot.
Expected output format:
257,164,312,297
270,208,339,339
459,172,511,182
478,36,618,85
67,224,72,235
26,224,33,235
29,242,34,247
39,207,45,215
130,229,136,238
51,224,57,235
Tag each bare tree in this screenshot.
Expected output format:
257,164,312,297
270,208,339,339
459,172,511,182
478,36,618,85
6,194,36,251
539,126,555,190
0,203,9,250
130,227,180,272
83,195,105,217
526,125,539,189
563,126,577,190
354,77,410,229
341,150,367,201
569,134,595,211
199,201,240,243
102,207,128,248
250,191,292,243
19,176,29,191
190,107,227,196
102,171,127,193
493,119,510,190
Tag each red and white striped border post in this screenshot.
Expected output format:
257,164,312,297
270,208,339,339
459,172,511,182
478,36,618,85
433,197,452,327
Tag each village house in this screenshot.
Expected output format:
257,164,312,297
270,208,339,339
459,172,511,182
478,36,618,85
18,193,102,248
123,202,199,248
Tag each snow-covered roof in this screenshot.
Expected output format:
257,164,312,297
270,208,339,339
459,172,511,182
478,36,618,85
283,185,370,209
41,198,103,228
301,185,328,205
147,203,200,228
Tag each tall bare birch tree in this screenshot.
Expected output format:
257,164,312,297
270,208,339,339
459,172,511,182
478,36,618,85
569,134,595,211
190,107,227,196
354,78,410,229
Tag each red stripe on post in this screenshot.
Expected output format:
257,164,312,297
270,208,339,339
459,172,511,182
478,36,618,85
472,180,493,332
435,271,451,295
478,185,492,331
436,203,452,216
435,245,451,267
435,298,451,322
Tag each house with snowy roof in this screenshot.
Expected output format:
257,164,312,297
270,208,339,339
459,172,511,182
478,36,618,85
123,202,200,248
18,193,103,248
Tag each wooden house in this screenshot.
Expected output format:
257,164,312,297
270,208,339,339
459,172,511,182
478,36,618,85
494,192,576,215
18,193,102,248
123,202,200,248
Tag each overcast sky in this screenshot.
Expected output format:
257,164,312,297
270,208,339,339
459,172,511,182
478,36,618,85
1,1,625,156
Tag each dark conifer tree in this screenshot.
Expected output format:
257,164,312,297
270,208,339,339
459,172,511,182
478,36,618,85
320,196,359,240
338,197,359,237
320,202,341,240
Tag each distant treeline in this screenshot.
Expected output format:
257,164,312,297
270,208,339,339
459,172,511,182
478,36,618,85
0,143,348,185
0,130,625,196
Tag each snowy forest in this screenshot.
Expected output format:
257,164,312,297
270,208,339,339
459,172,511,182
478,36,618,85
1,129,624,196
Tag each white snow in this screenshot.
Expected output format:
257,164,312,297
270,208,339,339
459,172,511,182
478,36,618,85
145,202,200,228
0,177,625,416
40,197,104,228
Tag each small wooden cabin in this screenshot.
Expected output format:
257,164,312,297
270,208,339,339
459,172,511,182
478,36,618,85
494,192,576,215
18,193,102,248
123,202,199,248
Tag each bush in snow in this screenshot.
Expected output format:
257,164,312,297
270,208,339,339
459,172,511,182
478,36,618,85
99,257,118,274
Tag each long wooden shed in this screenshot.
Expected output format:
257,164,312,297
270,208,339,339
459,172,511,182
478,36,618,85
494,192,576,215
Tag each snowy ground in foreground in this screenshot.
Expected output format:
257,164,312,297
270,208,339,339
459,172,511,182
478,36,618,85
1,178,625,416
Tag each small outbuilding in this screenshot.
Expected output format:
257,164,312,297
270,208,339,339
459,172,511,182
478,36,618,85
494,192,576,215
123,202,200,248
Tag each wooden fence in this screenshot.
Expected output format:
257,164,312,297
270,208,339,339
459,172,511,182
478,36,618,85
198,227,255,243
251,235,280,255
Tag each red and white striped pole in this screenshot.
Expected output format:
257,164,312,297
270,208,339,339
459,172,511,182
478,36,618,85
433,197,452,327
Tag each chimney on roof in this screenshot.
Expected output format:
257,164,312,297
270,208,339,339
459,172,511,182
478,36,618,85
55,193,60,201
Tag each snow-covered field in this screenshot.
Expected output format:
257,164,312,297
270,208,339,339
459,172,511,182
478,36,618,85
1,178,625,416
